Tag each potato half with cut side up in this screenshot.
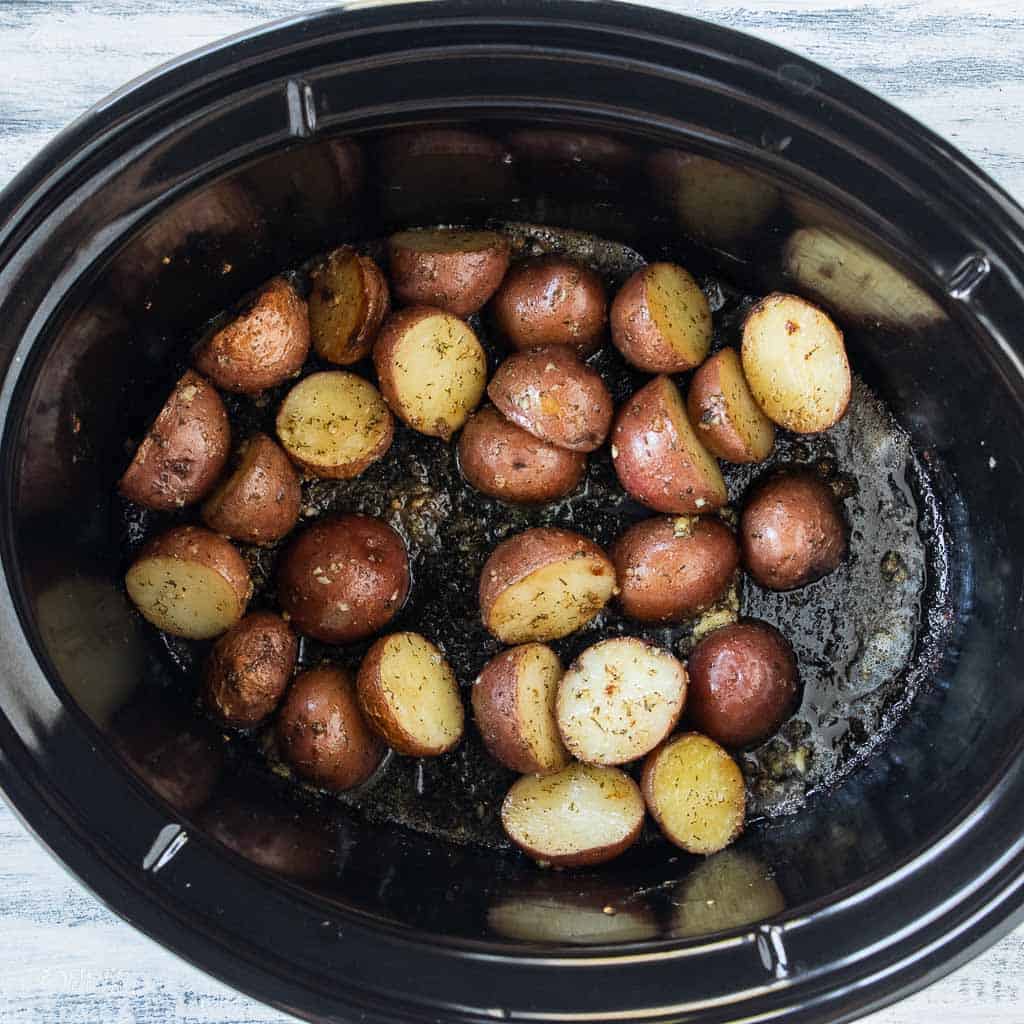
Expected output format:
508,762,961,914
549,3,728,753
611,262,712,373
125,525,251,639
308,247,389,365
472,643,570,775
388,229,511,315
357,632,465,757
556,637,687,766
501,762,645,867
118,370,230,511
276,370,393,479
741,292,851,433
687,348,776,463
611,374,727,513
642,732,746,855
479,527,616,644
194,276,310,393
373,306,487,440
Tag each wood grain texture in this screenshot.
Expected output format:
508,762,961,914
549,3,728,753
1,1,1022,1022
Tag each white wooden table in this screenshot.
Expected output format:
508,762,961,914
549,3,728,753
2,2,1023,1021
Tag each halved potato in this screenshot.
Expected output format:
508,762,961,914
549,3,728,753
611,263,712,373
501,762,644,867
125,525,251,639
642,732,746,855
388,229,510,315
472,643,570,775
275,370,393,478
308,247,389,365
479,527,616,644
357,632,465,757
687,348,775,463
611,375,727,513
556,638,687,766
373,306,487,440
741,292,851,433
489,892,658,944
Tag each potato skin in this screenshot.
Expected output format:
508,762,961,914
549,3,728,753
276,514,409,643
201,433,301,544
740,469,847,590
309,249,390,365
492,256,607,355
687,621,799,748
276,666,385,791
194,276,310,393
388,230,511,315
611,516,739,622
488,346,612,452
118,371,230,510
458,405,586,503
202,611,298,727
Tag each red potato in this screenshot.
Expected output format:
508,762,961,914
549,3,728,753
201,433,301,544
611,262,712,373
276,665,385,791
201,611,298,727
488,346,613,453
125,525,251,639
118,371,230,510
611,515,739,623
308,247,390,365
741,292,851,433
687,620,799,748
741,469,847,590
491,255,607,355
194,276,310,393
556,638,687,766
472,643,570,775
642,732,746,855
479,527,616,644
357,632,464,756
373,306,487,440
687,348,776,463
508,130,633,176
276,514,409,644
501,762,645,867
611,375,727,513
275,370,393,479
388,229,511,315
457,405,586,504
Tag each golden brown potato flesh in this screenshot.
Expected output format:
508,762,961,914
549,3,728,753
741,292,851,433
740,469,847,590
479,527,616,644
118,371,230,510
491,255,607,355
201,611,298,727
611,515,739,623
642,732,745,855
201,433,301,544
488,346,613,453
687,348,776,463
373,306,487,440
194,276,310,393
276,370,393,479
611,263,712,373
125,525,251,639
308,248,389,365
556,638,687,766
472,643,570,775
357,632,465,757
276,514,409,644
501,762,644,867
388,229,510,315
457,405,586,504
276,666,385,791
611,375,727,513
